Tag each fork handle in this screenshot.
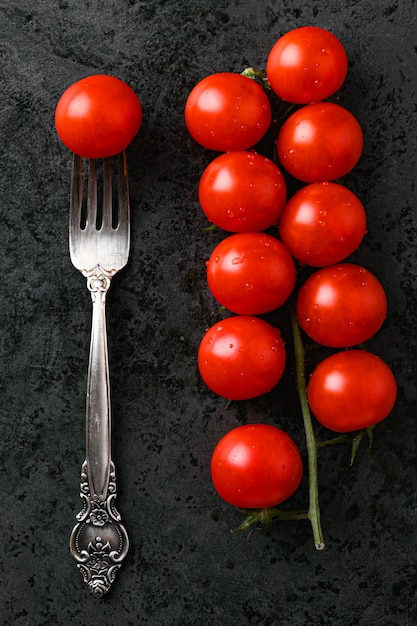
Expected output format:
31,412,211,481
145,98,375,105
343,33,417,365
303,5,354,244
85,266,114,499
70,264,129,597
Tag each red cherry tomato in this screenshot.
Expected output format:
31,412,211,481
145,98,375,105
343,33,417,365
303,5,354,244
307,350,397,432
206,232,296,315
279,182,367,266
296,264,387,347
211,424,303,508
266,26,348,104
198,151,287,232
277,102,364,182
55,74,142,158
198,316,286,400
184,72,271,151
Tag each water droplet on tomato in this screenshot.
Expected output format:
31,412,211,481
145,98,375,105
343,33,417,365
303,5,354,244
229,343,234,348
245,283,254,290
232,255,244,265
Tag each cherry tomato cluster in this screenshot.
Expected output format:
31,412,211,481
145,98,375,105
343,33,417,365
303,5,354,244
185,26,397,540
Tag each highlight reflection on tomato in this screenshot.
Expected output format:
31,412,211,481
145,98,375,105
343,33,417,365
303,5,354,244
211,424,303,508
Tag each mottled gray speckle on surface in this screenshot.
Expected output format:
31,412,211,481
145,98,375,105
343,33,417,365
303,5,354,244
1,0,416,624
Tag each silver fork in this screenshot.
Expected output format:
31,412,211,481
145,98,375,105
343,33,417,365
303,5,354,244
69,153,130,597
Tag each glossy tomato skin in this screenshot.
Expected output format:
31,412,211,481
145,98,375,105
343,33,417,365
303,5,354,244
279,182,367,266
55,74,142,158
198,151,287,232
211,424,303,508
277,102,363,183
296,264,387,347
198,316,286,400
185,73,271,151
206,232,296,315
307,350,397,432
266,26,348,104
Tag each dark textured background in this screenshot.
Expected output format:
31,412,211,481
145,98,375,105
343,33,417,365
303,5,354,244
1,1,416,624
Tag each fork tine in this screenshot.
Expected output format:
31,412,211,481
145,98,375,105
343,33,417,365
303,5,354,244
102,158,113,231
86,159,97,229
117,151,130,234
70,153,83,230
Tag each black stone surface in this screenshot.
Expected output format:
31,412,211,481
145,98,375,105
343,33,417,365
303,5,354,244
1,1,416,624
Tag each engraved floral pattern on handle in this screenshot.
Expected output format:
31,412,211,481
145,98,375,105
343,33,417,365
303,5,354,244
70,461,129,598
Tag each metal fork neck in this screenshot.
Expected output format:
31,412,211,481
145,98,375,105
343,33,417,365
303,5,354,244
85,264,115,301
84,264,115,500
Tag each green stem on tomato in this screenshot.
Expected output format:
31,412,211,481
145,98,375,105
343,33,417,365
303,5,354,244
318,434,351,449
290,303,325,550
233,508,309,534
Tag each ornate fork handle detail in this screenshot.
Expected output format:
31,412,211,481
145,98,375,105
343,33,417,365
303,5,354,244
70,460,129,597
70,263,129,597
